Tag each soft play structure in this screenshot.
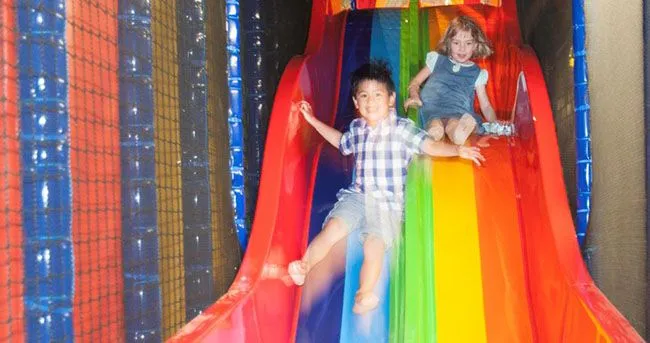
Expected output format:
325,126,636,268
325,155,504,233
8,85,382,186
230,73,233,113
167,0,643,342
1,0,646,342
0,1,242,341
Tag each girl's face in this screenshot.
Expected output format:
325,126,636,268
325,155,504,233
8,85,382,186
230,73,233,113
449,29,477,64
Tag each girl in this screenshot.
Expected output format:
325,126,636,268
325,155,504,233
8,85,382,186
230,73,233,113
404,16,497,145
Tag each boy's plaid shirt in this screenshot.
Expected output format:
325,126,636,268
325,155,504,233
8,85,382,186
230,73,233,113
339,111,427,211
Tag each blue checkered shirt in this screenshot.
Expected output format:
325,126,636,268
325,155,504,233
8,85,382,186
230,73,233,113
339,111,427,211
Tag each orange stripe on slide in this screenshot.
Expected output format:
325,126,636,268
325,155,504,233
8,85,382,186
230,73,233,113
68,1,124,341
473,138,535,342
427,7,458,48
0,1,25,341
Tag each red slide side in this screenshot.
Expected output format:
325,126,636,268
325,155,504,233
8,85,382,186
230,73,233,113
169,1,347,341
514,47,642,341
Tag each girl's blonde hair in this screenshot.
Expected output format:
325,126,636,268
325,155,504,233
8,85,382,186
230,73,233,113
436,16,493,58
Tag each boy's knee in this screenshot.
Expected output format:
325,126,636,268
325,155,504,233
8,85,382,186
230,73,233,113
322,217,349,239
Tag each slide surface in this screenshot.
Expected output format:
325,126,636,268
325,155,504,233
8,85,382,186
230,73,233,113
169,1,642,342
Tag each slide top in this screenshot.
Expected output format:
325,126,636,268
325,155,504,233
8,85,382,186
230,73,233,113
330,0,501,13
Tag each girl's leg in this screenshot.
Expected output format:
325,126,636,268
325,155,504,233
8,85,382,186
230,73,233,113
352,235,385,314
446,113,477,145
426,119,445,141
289,217,349,285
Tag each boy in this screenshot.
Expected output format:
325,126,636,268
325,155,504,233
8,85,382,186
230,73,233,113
289,61,484,314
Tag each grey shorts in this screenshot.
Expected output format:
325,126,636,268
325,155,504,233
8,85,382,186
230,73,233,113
324,191,403,248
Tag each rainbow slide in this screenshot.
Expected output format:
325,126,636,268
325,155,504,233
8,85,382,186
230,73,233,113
170,0,642,342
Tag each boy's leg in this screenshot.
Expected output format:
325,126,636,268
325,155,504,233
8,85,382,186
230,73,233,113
303,217,349,270
289,217,349,286
290,193,364,286
446,113,477,145
353,235,385,314
426,119,444,141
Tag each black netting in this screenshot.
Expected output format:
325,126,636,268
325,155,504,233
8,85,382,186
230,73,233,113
1,0,242,341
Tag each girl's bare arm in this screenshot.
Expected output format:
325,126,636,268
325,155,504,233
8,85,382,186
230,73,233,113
476,84,497,122
404,67,432,111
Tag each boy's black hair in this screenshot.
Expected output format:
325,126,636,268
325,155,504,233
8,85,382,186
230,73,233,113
350,59,396,96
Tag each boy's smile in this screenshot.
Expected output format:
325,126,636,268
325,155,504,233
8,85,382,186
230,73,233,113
352,80,395,127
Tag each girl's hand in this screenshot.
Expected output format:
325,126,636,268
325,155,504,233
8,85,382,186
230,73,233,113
298,100,315,123
458,146,486,166
403,97,423,112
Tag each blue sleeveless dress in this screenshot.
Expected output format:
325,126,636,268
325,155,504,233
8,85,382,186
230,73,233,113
418,51,488,129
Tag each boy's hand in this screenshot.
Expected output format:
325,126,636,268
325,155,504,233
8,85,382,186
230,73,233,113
295,100,343,148
458,146,486,166
403,97,423,112
298,100,315,124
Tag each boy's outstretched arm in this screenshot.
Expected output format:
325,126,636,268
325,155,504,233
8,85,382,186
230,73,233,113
420,137,486,166
298,101,343,148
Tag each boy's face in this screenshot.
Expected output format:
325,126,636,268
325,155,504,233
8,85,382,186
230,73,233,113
352,80,395,127
450,29,477,64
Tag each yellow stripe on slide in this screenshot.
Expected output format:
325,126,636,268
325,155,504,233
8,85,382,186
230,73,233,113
432,158,487,342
